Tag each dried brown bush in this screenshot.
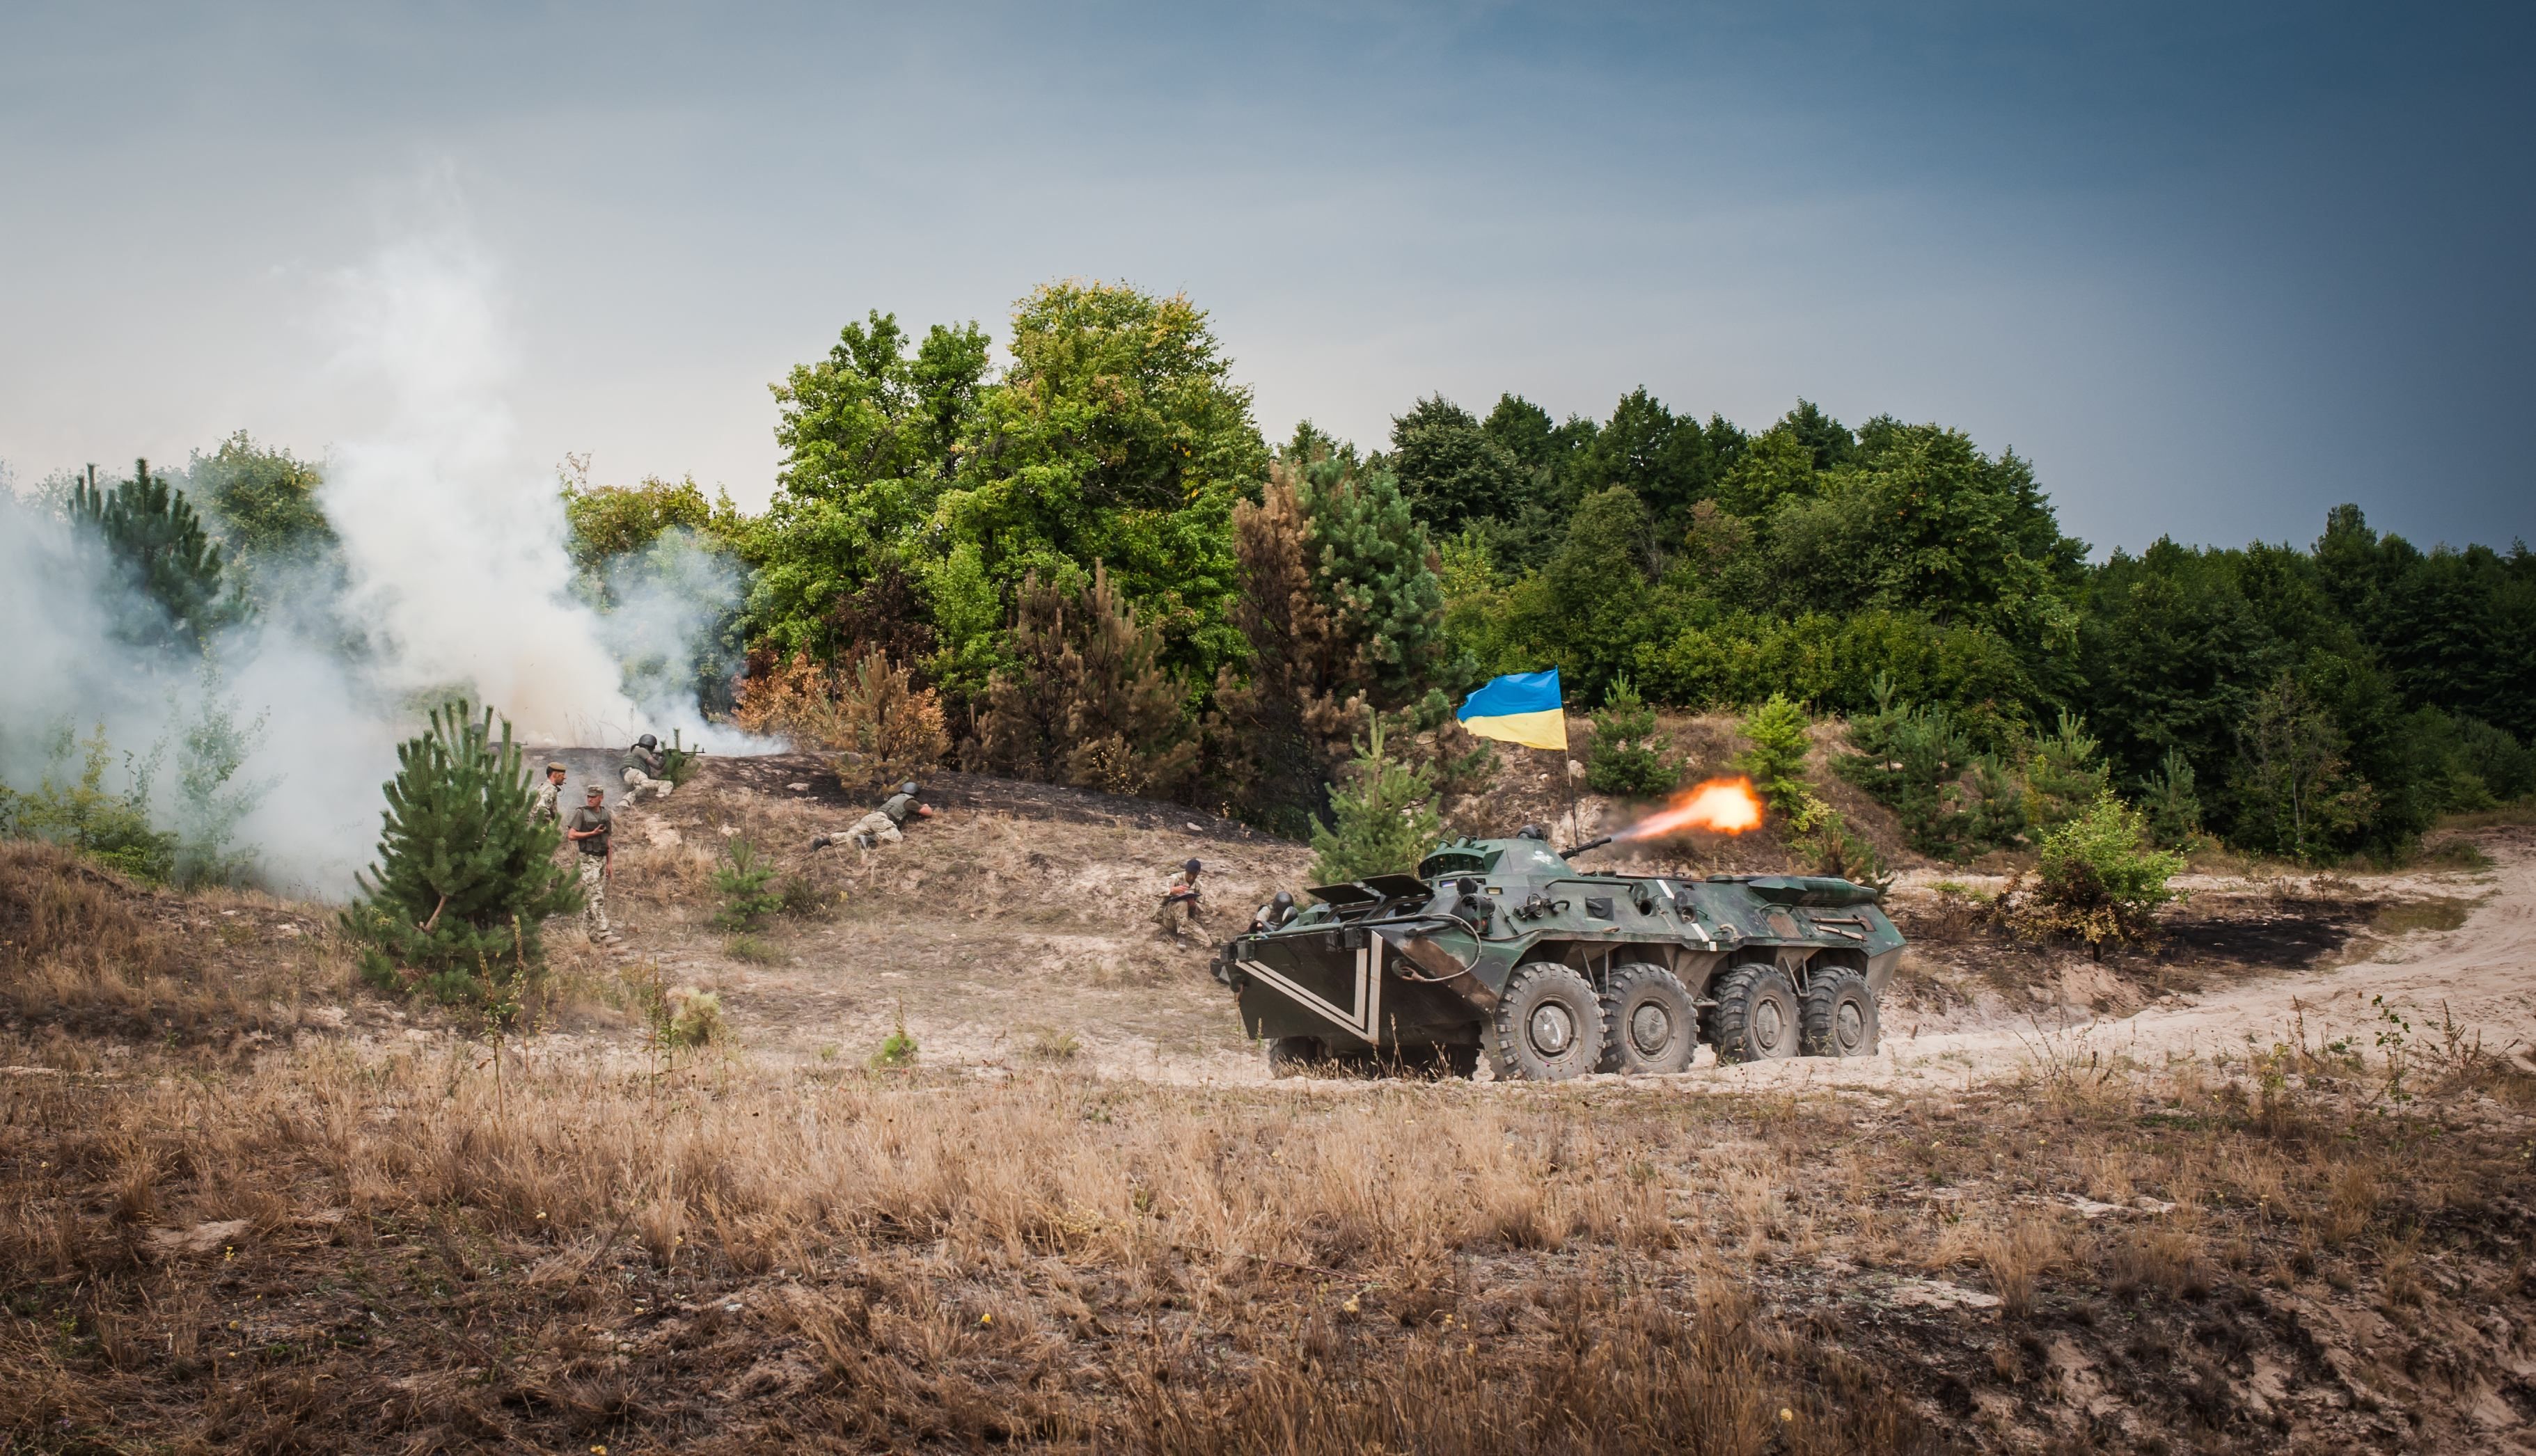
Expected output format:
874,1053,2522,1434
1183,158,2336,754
732,647,947,789
969,564,1197,797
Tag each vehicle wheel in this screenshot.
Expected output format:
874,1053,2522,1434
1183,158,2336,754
1706,965,1801,1064
1488,963,1605,1081
1596,963,1699,1075
1266,1035,1325,1077
1800,970,1880,1057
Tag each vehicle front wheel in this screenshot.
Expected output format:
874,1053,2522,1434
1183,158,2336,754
1488,963,1604,1081
1596,963,1699,1075
1800,970,1880,1057
1706,965,1801,1064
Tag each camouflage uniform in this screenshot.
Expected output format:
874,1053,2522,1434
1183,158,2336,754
531,768,566,825
831,790,922,849
621,745,672,800
567,800,615,937
1156,868,1204,933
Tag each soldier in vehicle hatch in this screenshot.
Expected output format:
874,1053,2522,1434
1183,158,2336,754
810,782,935,853
565,784,620,944
621,734,673,800
1247,889,1298,934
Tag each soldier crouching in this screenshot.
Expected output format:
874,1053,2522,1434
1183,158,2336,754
621,734,674,800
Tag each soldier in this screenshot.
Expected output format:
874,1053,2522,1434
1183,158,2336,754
565,784,620,944
621,734,673,800
1248,889,1297,933
1156,857,1204,934
531,762,567,824
810,781,934,852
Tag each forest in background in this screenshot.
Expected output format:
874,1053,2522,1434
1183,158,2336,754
19,278,2535,870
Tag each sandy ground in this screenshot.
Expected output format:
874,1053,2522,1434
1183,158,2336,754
567,757,2534,1103
1711,827,2533,1096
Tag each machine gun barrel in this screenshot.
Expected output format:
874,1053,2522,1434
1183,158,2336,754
1559,834,1614,858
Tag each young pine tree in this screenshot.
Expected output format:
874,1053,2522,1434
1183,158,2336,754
2019,711,2114,835
1584,674,1680,797
342,700,578,993
69,459,249,650
1309,721,1442,884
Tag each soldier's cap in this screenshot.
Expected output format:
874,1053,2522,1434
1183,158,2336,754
1184,857,1202,873
546,761,567,774
584,784,606,797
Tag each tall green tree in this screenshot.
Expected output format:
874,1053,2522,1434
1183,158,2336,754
946,281,1268,680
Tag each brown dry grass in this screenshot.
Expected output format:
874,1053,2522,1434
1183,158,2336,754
0,839,354,1042
3,1015,2532,1452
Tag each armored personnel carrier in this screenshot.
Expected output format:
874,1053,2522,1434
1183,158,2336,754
1216,830,1903,1080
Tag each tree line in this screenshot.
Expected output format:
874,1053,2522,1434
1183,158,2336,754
36,280,2535,864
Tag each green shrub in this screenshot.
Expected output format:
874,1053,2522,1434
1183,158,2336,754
711,837,784,930
339,699,576,999
872,1006,919,1068
1584,675,1680,797
1835,679,2029,863
1735,693,1813,814
17,724,175,883
2141,747,2203,848
2010,791,2185,956
2017,711,2113,836
725,933,782,965
1309,720,1442,883
665,986,726,1046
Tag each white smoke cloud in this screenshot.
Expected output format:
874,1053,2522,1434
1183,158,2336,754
0,212,759,898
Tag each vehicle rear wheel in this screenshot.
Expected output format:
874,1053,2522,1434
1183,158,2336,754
1707,965,1801,1064
1596,963,1699,1075
1800,970,1880,1057
1265,1035,1325,1077
1488,963,1604,1081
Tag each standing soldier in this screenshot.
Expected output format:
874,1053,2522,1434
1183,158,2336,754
565,784,620,944
621,734,673,800
531,761,568,825
810,781,935,852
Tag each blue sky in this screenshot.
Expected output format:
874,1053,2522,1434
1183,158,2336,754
2,1,2528,554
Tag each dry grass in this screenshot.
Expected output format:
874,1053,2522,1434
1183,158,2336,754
0,839,352,1040
2,1019,2531,1451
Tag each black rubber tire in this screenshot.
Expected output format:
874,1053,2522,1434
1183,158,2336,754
1707,965,1802,1064
1800,969,1880,1057
1488,962,1604,1081
1266,1036,1325,1077
1596,963,1699,1075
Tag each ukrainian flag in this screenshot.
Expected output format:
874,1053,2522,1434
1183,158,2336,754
1456,669,1569,752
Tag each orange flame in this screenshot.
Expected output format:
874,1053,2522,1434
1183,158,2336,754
1619,775,1765,839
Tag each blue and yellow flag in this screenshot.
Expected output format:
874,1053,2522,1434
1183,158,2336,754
1456,669,1568,752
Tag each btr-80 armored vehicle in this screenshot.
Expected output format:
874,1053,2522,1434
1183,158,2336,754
1216,830,1903,1080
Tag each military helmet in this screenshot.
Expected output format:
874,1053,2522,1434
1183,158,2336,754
1515,823,1547,840
1183,857,1202,874
900,782,920,796
636,734,659,750
1271,889,1293,909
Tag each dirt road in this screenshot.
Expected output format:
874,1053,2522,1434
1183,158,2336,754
1716,827,2533,1094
